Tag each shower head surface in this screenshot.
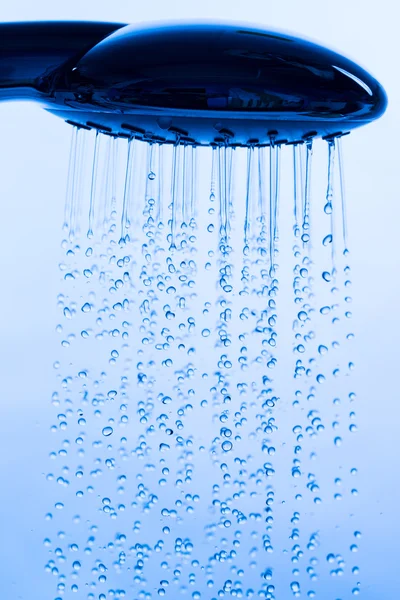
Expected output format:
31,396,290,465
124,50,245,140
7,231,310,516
0,21,387,145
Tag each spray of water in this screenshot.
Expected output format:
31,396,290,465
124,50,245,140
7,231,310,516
46,129,360,600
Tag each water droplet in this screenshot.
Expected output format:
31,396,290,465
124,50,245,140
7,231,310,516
322,271,331,282
320,306,331,315
63,307,73,319
102,426,113,437
220,427,232,438
323,234,333,246
290,581,300,593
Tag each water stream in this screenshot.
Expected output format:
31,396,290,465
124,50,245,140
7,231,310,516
46,130,360,600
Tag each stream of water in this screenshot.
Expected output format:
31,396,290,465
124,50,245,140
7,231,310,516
45,130,360,600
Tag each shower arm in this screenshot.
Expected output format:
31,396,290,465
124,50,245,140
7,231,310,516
0,21,125,103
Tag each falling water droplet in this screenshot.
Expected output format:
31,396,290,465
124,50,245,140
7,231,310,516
222,440,233,452
322,271,331,282
51,129,357,600
291,581,300,593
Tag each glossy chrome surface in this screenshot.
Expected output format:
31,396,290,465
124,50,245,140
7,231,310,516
0,21,387,145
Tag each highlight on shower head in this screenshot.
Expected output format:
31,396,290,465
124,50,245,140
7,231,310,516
0,20,387,146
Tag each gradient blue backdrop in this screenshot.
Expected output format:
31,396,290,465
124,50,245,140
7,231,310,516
0,1,397,598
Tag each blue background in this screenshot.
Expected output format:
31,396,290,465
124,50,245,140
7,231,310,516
0,1,397,598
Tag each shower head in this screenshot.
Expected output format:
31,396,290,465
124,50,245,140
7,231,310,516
0,21,387,146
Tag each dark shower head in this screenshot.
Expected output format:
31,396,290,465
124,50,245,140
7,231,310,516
0,21,387,146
